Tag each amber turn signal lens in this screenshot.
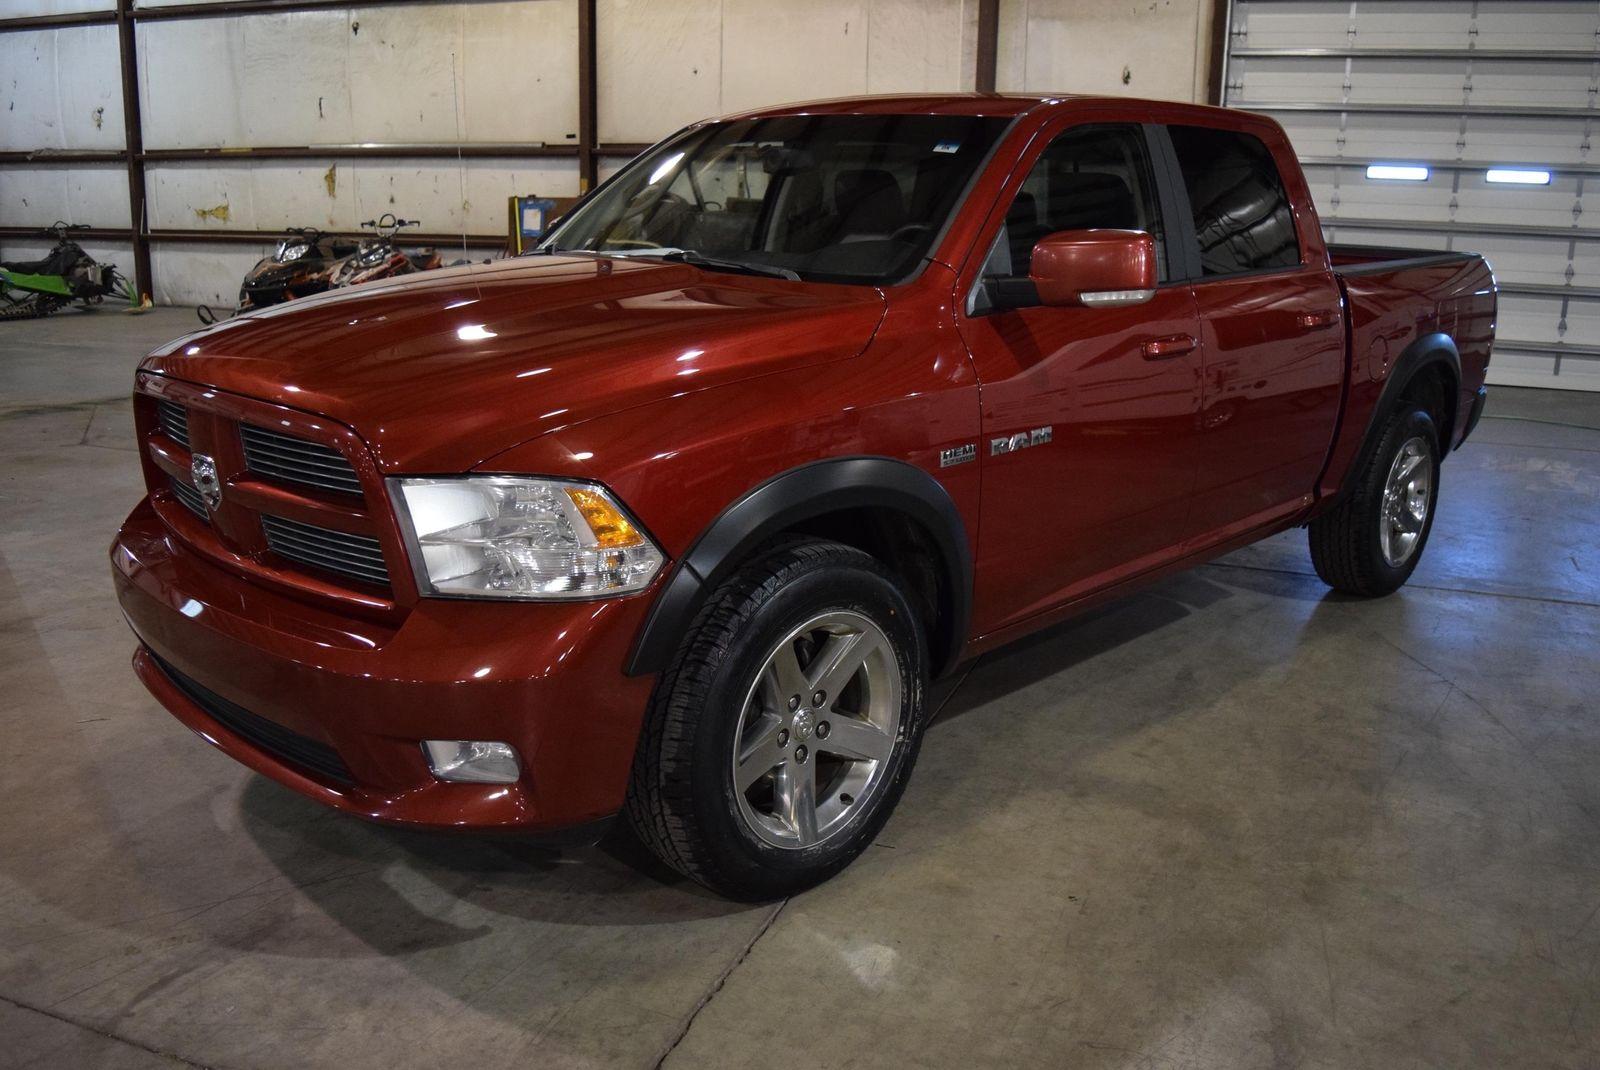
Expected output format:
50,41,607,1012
565,487,641,548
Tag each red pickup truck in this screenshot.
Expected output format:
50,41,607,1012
113,95,1494,898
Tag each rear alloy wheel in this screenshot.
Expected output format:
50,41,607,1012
1309,406,1441,596
625,539,927,899
1378,436,1433,568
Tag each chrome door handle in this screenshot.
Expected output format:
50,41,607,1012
1141,333,1197,360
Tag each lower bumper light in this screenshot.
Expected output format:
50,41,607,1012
422,740,521,783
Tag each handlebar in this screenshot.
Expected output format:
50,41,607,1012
359,214,421,236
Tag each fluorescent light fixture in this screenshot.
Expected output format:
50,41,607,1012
456,323,496,341
1486,168,1551,185
1366,164,1430,182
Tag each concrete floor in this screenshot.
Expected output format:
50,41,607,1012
3,305,1598,1070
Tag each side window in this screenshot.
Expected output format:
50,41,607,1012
985,124,1168,282
1167,125,1300,276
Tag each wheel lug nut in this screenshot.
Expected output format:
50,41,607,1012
777,729,789,747
812,690,826,707
794,745,808,763
816,721,830,739
788,694,801,711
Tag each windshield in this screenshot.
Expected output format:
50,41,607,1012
539,114,1011,285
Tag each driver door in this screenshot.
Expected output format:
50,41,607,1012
957,122,1205,636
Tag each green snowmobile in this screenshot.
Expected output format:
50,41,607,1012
1,222,135,320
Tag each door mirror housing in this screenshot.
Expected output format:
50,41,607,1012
979,228,1158,313
1031,229,1157,307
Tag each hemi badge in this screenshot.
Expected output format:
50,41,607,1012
991,426,1053,456
939,443,977,468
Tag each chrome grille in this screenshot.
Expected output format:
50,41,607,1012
157,400,190,449
241,425,363,495
169,477,208,521
261,514,389,587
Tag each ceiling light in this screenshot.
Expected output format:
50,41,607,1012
1485,168,1551,185
1366,164,1430,182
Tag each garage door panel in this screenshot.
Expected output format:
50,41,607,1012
1302,114,1467,161
1453,234,1574,285
1230,57,1348,103
1465,61,1594,110
1319,225,1448,252
1225,0,1599,389
1342,59,1530,107
1490,350,1560,385
1272,113,1349,158
1561,297,1600,340
1473,1,1600,49
1498,295,1564,345
1312,173,1455,225
1452,116,1593,166
1455,175,1583,231
1228,1,1352,49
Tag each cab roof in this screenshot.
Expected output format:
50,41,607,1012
715,93,1241,124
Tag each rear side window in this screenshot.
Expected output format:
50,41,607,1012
1167,125,1300,277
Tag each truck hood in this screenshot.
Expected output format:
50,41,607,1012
144,254,887,473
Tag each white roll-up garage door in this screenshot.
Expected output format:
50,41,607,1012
1221,0,1600,391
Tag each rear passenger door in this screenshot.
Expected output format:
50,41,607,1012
1161,124,1346,537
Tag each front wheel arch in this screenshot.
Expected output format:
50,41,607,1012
624,457,973,680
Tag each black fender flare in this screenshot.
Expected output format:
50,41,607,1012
1336,332,1461,502
624,456,973,679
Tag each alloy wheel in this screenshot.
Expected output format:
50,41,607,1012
1380,435,1433,567
731,610,902,849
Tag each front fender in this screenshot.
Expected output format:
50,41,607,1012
623,456,973,678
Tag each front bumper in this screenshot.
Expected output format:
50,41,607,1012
112,497,658,831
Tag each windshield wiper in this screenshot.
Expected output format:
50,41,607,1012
657,249,801,282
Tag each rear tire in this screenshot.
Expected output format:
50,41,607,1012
1308,406,1440,596
624,539,928,900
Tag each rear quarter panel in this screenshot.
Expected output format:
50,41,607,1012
1318,255,1496,499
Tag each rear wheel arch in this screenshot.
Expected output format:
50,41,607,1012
1337,333,1460,504
624,457,973,680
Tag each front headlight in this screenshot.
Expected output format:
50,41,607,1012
276,241,310,262
391,477,665,599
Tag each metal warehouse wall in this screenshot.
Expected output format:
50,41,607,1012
1,0,1214,307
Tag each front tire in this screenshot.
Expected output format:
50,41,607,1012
625,539,928,900
1308,406,1440,596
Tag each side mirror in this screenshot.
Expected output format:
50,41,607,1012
980,229,1158,312
1031,229,1156,307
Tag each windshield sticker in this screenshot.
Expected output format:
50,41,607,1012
932,140,961,154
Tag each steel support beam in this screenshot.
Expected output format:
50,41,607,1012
115,0,153,301
577,0,598,192
1208,0,1232,104
0,10,116,32
975,0,999,93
